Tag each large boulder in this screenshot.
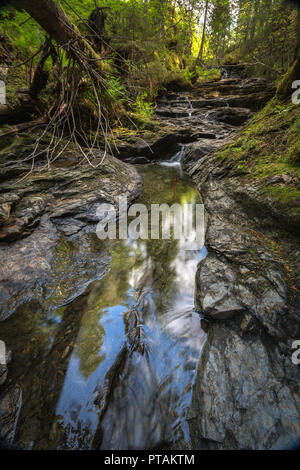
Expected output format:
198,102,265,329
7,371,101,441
189,323,300,450
0,151,142,320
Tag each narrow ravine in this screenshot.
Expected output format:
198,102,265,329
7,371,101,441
0,161,207,450
2,69,294,450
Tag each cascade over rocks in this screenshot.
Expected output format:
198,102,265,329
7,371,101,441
179,72,300,450
0,63,299,450
112,71,300,449
205,107,252,125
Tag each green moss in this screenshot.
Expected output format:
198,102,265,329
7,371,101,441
3,60,28,112
196,67,221,84
213,97,300,214
264,185,300,205
277,55,300,101
5,84,21,111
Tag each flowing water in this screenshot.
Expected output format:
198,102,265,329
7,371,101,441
1,158,207,450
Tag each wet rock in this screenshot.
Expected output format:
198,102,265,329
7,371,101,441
191,92,272,112
125,156,151,165
184,158,300,450
0,384,22,447
155,107,191,119
0,215,59,320
0,154,141,239
116,127,195,161
0,365,7,386
220,64,247,79
0,203,10,226
196,77,273,96
0,351,11,386
182,139,231,176
181,73,300,449
0,196,46,241
206,107,252,126
223,92,273,111
184,140,218,161
195,245,299,344
191,177,300,344
0,193,19,226
189,323,300,450
195,253,246,320
53,219,86,236
191,98,227,109
0,153,142,319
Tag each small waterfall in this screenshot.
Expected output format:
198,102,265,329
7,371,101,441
186,96,194,118
170,144,187,163
220,67,229,79
160,144,187,174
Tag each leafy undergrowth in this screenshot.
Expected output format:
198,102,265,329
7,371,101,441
216,98,300,215
195,67,221,84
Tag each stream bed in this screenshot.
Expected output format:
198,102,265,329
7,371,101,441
1,75,299,451
1,162,207,450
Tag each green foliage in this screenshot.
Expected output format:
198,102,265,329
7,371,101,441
1,0,299,139
196,66,221,83
132,92,154,119
6,83,21,110
286,114,300,164
0,9,45,59
183,69,197,83
223,0,299,81
208,0,232,60
104,74,126,103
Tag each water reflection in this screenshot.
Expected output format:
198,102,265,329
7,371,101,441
0,164,206,450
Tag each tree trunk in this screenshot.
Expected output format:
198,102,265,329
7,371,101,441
249,0,260,44
276,49,300,101
195,0,209,66
277,9,300,100
20,0,109,76
29,38,55,99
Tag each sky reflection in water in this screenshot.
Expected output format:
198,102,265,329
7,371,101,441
1,163,207,450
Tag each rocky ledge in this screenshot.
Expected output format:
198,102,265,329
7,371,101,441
0,141,141,320
183,127,300,450
0,137,142,446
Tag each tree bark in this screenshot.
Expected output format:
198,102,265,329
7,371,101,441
195,0,209,66
277,9,300,100
249,0,260,44
276,49,300,100
19,0,108,75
